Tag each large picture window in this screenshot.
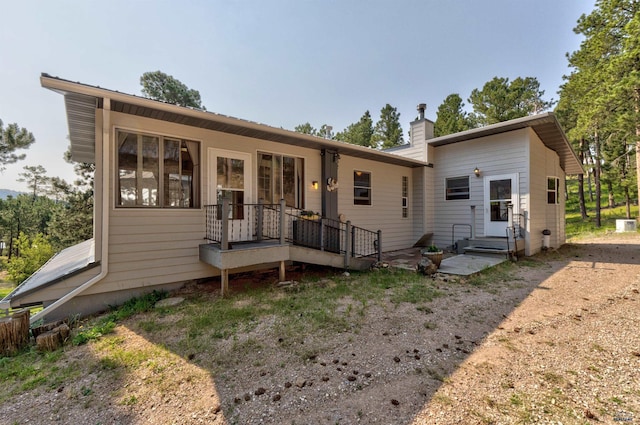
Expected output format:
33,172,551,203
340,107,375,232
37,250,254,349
354,170,371,205
257,152,304,208
445,176,469,200
117,130,200,208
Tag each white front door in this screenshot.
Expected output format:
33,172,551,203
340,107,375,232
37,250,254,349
208,148,252,240
483,173,518,237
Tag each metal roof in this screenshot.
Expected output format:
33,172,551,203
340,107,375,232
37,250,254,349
426,113,583,175
40,74,427,168
1,239,98,306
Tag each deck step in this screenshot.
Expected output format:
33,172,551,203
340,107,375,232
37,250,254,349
463,246,509,256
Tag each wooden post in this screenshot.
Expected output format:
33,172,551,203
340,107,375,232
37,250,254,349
377,230,382,262
221,269,229,296
221,198,229,250
0,310,30,357
279,261,286,282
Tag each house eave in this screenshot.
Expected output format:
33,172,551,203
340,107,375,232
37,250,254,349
427,113,583,175
41,74,427,169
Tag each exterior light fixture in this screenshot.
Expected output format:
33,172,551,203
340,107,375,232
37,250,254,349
312,181,318,190
474,167,481,177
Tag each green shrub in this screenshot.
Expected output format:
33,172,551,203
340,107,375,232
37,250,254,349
6,233,55,284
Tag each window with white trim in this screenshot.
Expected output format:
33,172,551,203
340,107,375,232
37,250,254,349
445,176,469,200
354,170,371,205
402,176,408,218
117,130,200,208
257,152,305,208
547,177,560,204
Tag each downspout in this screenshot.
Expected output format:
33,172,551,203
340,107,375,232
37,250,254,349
31,98,111,325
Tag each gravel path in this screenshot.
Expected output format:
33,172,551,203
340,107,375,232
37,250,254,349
0,233,638,424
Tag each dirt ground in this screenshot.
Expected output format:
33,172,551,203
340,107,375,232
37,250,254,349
1,233,639,424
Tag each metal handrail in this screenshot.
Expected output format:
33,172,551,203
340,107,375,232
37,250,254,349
204,201,381,261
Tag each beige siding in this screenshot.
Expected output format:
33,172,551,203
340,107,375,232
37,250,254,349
17,268,102,305
528,131,566,254
431,130,529,249
337,156,416,252
90,111,324,295
391,144,426,162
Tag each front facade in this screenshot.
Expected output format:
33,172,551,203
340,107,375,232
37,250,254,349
0,79,581,322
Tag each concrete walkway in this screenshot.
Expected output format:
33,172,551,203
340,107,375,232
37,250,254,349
381,248,508,276
438,254,507,276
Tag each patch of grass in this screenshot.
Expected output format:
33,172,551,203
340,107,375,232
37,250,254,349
542,371,564,385
0,348,82,402
565,200,639,240
510,393,523,406
467,262,516,287
73,291,168,345
390,281,442,304
423,321,437,330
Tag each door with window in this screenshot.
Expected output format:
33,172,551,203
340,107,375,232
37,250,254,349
208,149,251,241
483,174,518,236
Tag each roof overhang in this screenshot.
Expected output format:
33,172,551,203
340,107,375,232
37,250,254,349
40,74,427,168
427,113,583,175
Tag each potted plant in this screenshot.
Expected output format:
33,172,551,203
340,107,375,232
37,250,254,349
299,210,320,221
421,244,443,268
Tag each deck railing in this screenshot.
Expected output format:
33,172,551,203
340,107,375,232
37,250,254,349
204,199,381,261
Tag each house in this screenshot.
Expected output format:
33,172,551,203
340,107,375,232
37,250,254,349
0,74,429,323
387,104,582,256
0,77,581,324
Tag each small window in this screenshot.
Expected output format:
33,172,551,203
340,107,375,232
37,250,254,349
354,170,371,205
402,176,408,218
547,177,560,204
446,176,469,200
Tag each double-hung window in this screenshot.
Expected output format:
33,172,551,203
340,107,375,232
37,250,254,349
117,130,200,208
354,170,371,205
257,152,305,208
547,177,560,204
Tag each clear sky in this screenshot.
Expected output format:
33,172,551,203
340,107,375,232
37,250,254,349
0,0,595,192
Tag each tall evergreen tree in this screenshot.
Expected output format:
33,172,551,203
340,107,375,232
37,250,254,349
0,119,35,171
434,94,473,137
17,165,49,198
335,110,375,148
373,104,404,149
294,122,318,136
559,0,640,220
468,76,554,125
140,71,205,109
